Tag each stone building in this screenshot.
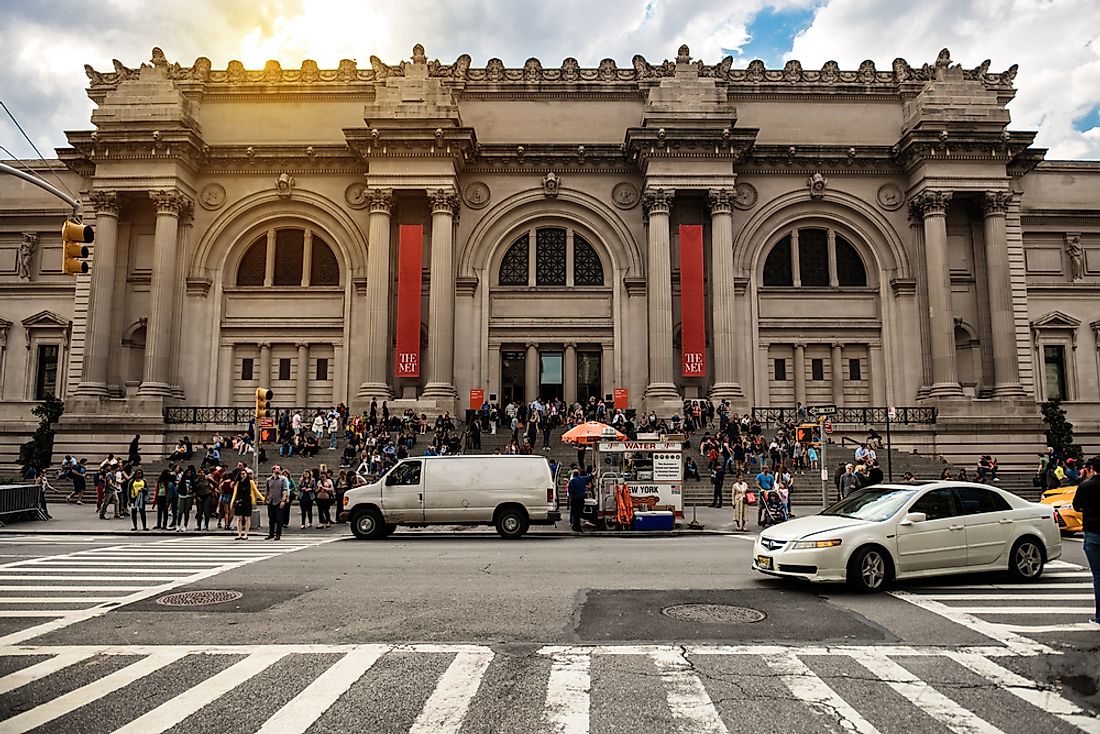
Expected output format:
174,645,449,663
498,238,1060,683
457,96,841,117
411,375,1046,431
0,43,1098,469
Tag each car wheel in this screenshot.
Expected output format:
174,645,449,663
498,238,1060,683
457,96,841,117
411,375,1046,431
847,546,891,593
1008,537,1044,581
350,508,385,540
495,507,529,539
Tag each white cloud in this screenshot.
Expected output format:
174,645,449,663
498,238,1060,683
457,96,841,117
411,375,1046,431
0,0,1097,160
788,0,1100,159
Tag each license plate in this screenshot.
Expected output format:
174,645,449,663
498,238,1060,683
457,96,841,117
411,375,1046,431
755,555,773,570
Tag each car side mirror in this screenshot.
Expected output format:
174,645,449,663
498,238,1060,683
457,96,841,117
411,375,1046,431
899,511,927,526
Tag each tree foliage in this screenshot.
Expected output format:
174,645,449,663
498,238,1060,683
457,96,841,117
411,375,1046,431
1040,398,1081,461
18,395,64,472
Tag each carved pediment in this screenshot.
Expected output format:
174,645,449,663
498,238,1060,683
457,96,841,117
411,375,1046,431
21,310,71,349
1031,311,1081,330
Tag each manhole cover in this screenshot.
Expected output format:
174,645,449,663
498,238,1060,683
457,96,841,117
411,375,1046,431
156,590,243,607
661,603,766,624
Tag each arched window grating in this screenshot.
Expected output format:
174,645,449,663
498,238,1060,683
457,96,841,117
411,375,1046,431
573,235,604,285
499,234,530,285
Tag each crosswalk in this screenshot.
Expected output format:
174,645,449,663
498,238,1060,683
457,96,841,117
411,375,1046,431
0,642,1096,733
0,535,341,646
892,559,1099,651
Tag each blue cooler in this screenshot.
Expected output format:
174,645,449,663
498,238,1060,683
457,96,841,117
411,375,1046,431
632,510,674,531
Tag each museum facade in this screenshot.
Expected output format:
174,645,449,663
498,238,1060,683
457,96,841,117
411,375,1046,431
1,44,1098,469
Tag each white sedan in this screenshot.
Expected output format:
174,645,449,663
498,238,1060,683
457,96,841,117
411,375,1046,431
751,481,1062,592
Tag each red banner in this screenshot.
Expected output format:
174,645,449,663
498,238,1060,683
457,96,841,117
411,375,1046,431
679,224,706,377
613,388,629,410
470,388,485,412
395,224,423,378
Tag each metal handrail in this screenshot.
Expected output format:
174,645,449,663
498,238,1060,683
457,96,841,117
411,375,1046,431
163,406,335,426
750,406,937,426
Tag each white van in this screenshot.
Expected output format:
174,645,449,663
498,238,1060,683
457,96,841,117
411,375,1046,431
340,455,561,539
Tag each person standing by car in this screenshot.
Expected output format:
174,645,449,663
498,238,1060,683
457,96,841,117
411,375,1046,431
838,463,860,501
1072,455,1100,625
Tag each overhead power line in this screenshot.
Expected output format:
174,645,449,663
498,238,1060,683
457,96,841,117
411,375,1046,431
0,98,78,201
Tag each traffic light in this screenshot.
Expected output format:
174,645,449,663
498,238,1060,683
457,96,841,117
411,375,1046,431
796,425,815,444
61,220,93,275
255,387,273,418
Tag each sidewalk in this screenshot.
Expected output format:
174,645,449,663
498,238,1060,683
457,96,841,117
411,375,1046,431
2,500,825,538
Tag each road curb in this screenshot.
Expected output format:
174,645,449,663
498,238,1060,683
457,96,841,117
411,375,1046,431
0,527,741,538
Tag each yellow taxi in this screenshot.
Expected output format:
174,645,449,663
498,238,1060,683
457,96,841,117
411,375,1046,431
1040,485,1082,534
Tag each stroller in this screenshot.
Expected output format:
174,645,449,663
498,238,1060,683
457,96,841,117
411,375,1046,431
758,488,789,528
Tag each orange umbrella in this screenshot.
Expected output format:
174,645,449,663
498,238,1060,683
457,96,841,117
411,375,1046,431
561,421,626,446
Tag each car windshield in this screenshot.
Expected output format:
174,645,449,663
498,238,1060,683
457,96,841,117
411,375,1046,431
821,487,915,522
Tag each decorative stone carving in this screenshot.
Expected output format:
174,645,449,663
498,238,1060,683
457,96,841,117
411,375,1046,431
462,182,491,209
199,183,226,210
150,190,191,215
542,171,560,198
911,190,952,216
733,182,758,210
807,172,828,199
643,187,672,216
89,190,121,216
365,188,394,213
676,45,691,64
876,183,904,211
276,172,295,198
428,188,460,215
707,188,734,215
611,182,641,210
344,182,368,210
1065,233,1085,281
17,233,37,281
982,191,1013,215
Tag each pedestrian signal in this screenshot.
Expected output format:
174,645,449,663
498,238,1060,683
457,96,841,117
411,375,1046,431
255,387,273,418
796,426,815,444
61,220,93,275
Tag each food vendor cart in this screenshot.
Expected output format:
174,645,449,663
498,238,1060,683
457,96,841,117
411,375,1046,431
582,438,684,529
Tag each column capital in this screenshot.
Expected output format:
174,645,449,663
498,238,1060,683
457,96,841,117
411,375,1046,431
89,190,122,216
428,187,459,216
296,342,309,350
831,342,844,350
643,187,672,216
564,342,577,350
982,190,1014,216
258,342,271,350
525,342,538,350
793,342,806,351
911,189,952,217
706,188,735,215
149,189,192,216
365,187,394,214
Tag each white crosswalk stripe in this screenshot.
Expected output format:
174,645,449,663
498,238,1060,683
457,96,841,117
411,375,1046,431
0,643,1096,734
890,560,1098,647
0,536,342,646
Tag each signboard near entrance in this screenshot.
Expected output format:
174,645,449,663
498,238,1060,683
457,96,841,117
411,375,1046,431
395,225,423,377
469,388,485,412
679,224,706,377
613,387,629,409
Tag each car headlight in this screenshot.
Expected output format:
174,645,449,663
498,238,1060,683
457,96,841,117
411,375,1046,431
792,539,843,550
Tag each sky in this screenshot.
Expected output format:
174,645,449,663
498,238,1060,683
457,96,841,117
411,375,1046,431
1,0,1099,160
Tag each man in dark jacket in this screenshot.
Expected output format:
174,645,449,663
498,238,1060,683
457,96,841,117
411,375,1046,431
567,469,589,533
1072,455,1100,625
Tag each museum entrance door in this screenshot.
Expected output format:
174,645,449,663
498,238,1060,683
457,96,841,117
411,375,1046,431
500,350,526,405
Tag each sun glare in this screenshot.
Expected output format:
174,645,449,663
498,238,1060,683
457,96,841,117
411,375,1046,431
233,1,393,68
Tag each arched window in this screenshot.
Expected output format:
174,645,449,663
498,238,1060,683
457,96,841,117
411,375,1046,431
236,227,341,287
497,226,606,287
761,225,868,288
499,235,529,285
573,235,604,285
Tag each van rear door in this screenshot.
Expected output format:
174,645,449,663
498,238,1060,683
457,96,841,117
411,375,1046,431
380,460,425,523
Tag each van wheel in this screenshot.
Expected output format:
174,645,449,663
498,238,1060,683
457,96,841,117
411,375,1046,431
495,507,529,539
351,508,385,540
1008,537,1044,581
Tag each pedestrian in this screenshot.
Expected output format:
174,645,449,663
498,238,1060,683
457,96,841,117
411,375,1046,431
66,458,87,505
299,469,316,529
129,469,148,531
731,472,749,531
99,465,120,519
839,463,860,501
167,464,182,529
710,462,725,508
265,466,289,540
316,471,335,528
128,434,142,466
194,469,213,531
218,473,234,530
1071,455,1100,625
231,469,263,540
151,469,170,529
177,466,196,531
567,469,588,532
754,465,774,526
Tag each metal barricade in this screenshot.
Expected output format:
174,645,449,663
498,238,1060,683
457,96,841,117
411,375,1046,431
0,483,47,526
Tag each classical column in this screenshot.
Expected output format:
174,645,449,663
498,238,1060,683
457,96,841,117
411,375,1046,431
259,343,272,387
601,343,613,400
793,343,806,407
983,191,1025,397
831,343,844,406
708,189,743,401
216,345,233,404
358,188,394,400
488,343,501,402
422,188,460,402
915,190,963,398
138,190,190,397
563,343,578,406
75,191,121,396
296,343,310,405
301,229,313,287
642,188,679,405
525,343,539,404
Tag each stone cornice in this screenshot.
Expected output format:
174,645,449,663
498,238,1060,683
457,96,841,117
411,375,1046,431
344,126,476,169
625,126,757,167
82,45,1019,98
472,142,628,172
895,128,1044,174
62,128,207,175
739,144,902,174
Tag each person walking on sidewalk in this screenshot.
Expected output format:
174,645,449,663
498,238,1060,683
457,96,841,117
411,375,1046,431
99,465,120,519
298,470,316,529
1072,455,1100,625
129,469,148,531
731,472,749,532
194,469,214,531
231,469,263,540
316,470,335,528
265,466,289,540
152,469,171,529
66,458,87,505
177,466,196,531
710,462,726,508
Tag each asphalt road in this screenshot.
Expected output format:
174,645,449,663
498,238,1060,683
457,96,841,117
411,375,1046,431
0,530,1096,733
